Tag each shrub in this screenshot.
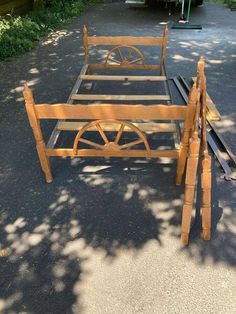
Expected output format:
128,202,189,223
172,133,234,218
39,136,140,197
0,0,103,61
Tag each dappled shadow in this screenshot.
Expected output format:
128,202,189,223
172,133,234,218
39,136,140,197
1,1,236,312
0,156,184,312
1,153,236,312
178,161,236,266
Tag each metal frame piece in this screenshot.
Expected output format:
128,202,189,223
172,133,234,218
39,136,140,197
173,75,236,181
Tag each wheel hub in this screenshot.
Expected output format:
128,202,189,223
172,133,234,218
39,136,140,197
104,142,120,151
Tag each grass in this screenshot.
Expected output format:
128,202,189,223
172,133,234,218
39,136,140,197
0,0,104,61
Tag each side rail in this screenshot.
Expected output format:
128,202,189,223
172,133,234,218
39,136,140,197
83,25,168,75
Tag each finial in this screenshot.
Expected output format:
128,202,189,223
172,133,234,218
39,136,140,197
23,83,34,104
197,56,205,74
83,25,88,35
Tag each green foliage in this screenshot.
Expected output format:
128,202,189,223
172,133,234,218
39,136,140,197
0,0,103,61
206,0,236,10
228,0,236,9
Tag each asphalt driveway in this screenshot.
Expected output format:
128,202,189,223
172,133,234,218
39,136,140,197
0,1,236,313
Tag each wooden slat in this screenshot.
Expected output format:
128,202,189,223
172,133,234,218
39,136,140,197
192,77,221,121
80,75,167,81
57,121,177,133
36,104,186,120
205,92,221,121
46,148,179,158
87,36,163,46
67,65,89,103
71,94,171,101
89,64,160,71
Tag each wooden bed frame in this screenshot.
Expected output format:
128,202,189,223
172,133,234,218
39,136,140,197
23,26,211,245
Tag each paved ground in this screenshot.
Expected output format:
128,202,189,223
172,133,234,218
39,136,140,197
0,1,236,313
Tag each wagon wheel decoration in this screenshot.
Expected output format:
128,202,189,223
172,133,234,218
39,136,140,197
105,46,145,66
73,119,150,155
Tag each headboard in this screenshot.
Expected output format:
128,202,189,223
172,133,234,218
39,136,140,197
83,25,168,75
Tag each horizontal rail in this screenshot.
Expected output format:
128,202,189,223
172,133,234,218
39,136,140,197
87,36,163,46
80,75,167,81
71,94,171,101
46,148,179,158
57,121,177,132
35,104,186,120
89,64,161,70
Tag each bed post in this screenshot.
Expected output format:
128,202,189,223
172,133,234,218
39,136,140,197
176,83,198,186
198,57,212,240
23,84,53,183
83,25,91,66
180,85,201,245
181,129,200,245
160,25,168,76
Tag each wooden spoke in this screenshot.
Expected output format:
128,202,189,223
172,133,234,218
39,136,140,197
96,123,109,144
78,138,105,150
127,49,133,61
117,47,124,61
120,139,144,150
73,119,150,155
105,45,145,66
114,124,125,145
107,57,121,64
129,58,143,65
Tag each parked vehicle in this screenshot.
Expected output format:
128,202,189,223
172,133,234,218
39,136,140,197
126,0,203,8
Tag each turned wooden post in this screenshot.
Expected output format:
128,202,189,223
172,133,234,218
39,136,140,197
201,153,212,240
160,25,168,76
198,57,212,240
176,83,198,186
23,84,53,183
181,131,200,245
83,25,91,69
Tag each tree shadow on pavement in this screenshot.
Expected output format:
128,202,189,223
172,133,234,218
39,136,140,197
0,157,183,313
1,2,236,312
1,153,236,312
